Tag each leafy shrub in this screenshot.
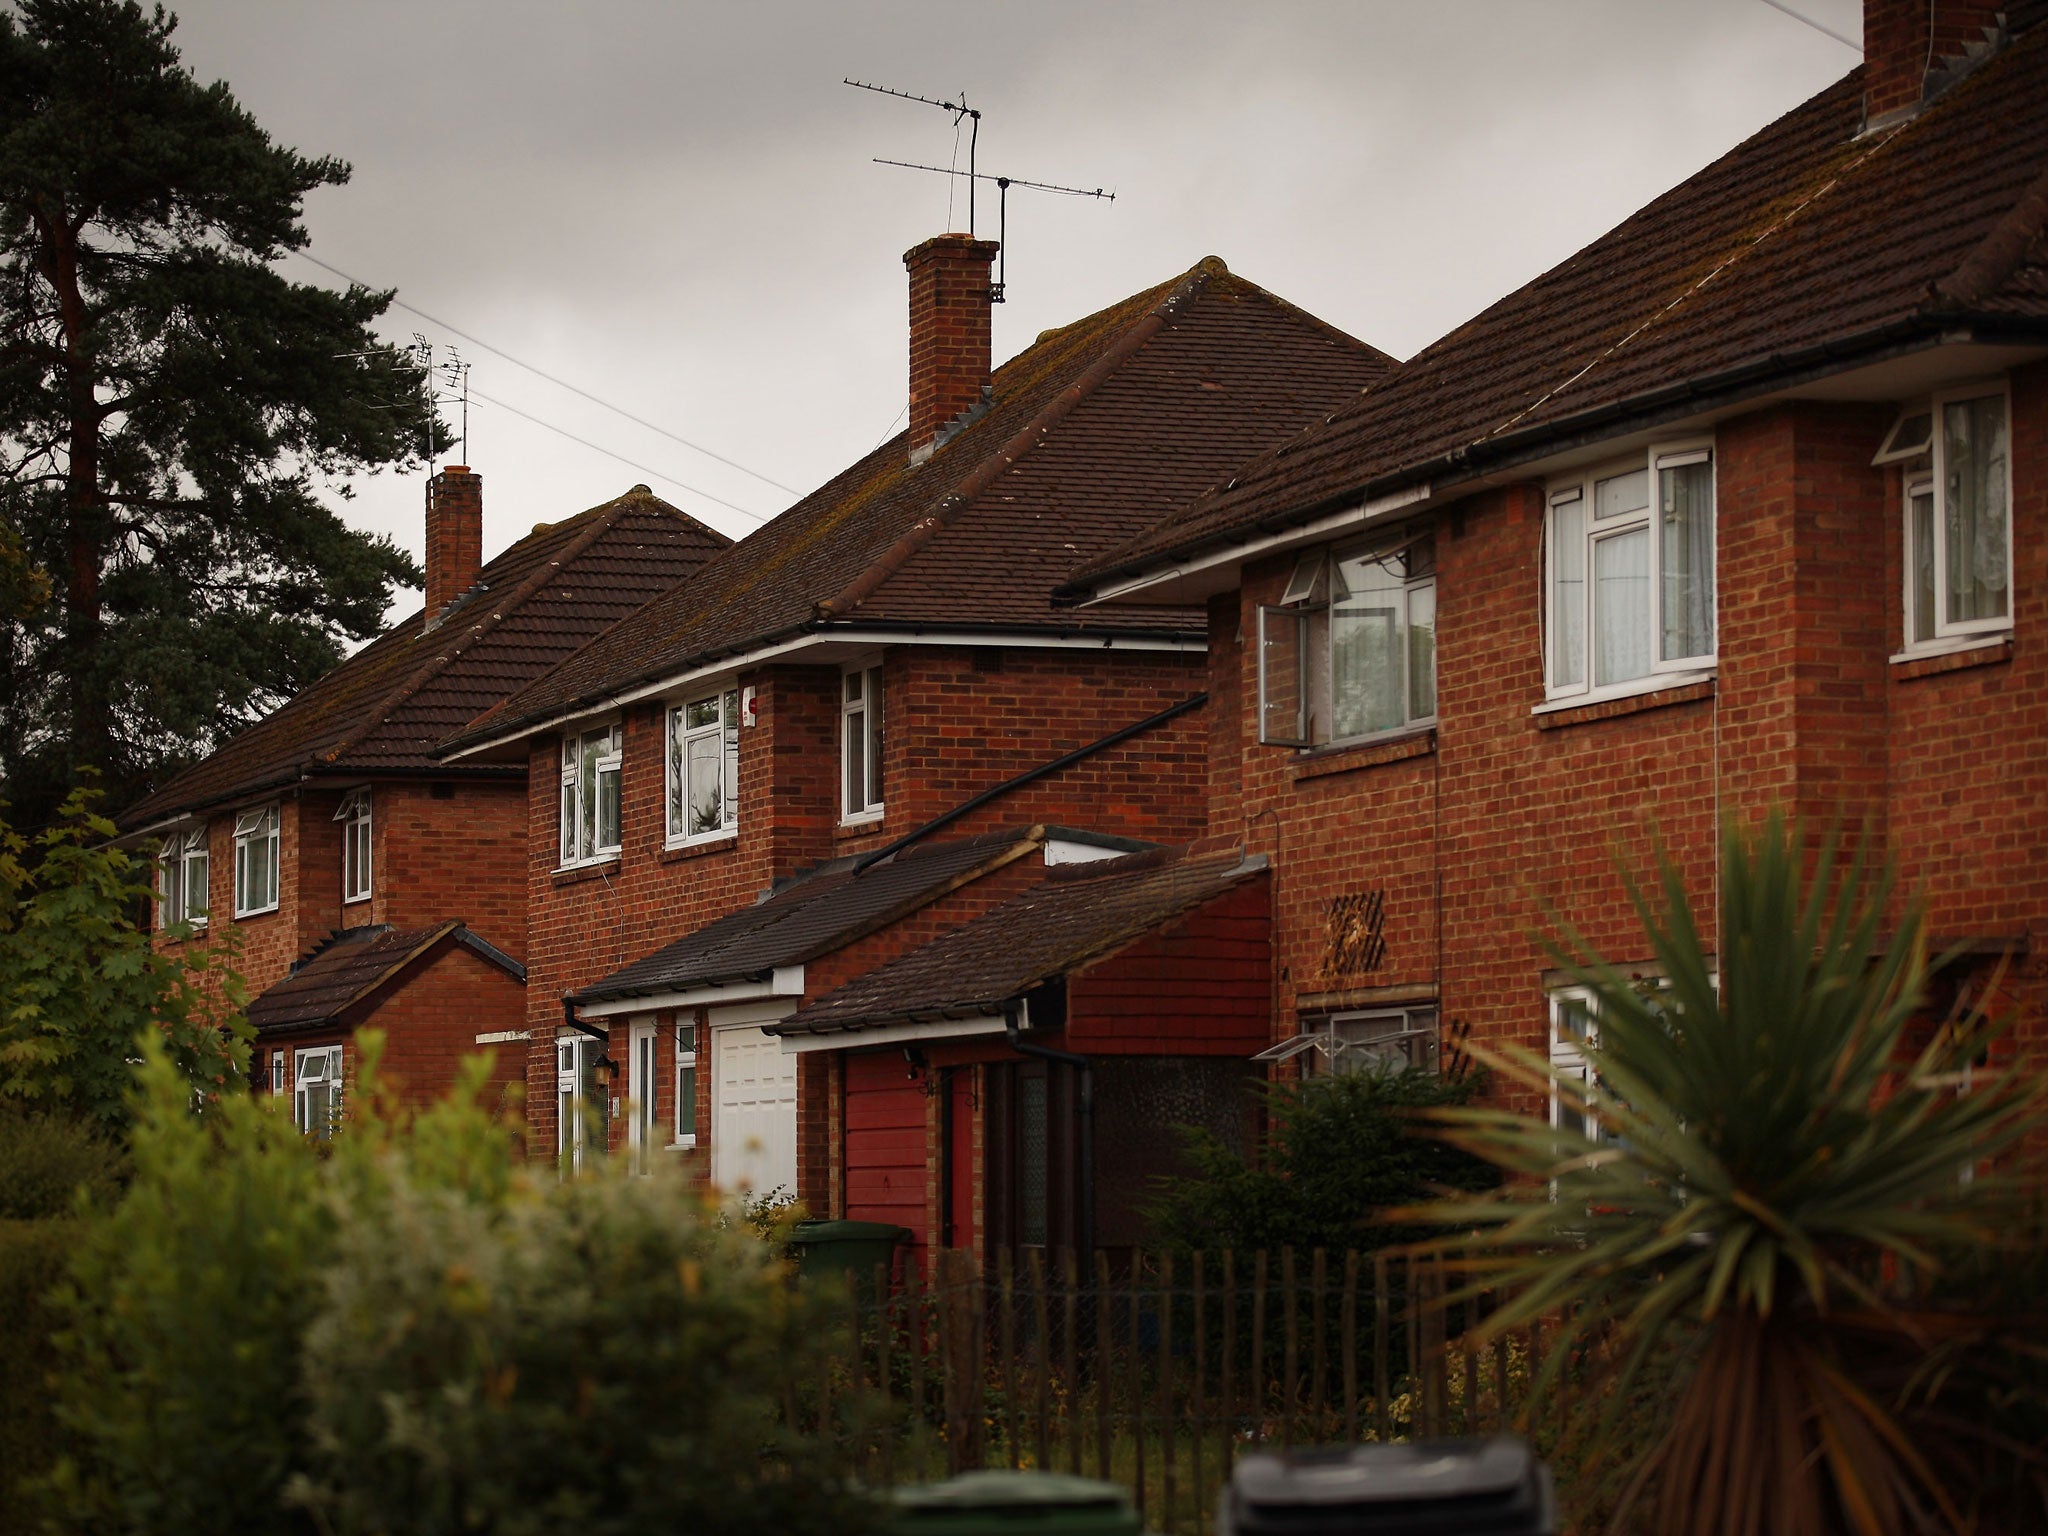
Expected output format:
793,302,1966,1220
0,1215,81,1536
1148,1065,1500,1256
0,1109,126,1219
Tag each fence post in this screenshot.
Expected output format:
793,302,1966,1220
1342,1250,1359,1444
877,1260,896,1485
1373,1252,1391,1442
1128,1252,1148,1529
1031,1249,1051,1470
1221,1249,1237,1479
1192,1251,1207,1522
940,1247,984,1470
1158,1249,1177,1527
1095,1249,1114,1480
907,1259,927,1450
1281,1246,1299,1450
1311,1248,1328,1433
1063,1249,1081,1473
1251,1250,1268,1444
999,1248,1019,1468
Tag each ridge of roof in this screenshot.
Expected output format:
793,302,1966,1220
814,257,1223,623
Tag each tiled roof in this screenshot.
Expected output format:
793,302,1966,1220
769,847,1265,1037
122,488,730,829
573,825,1087,1005
447,260,1392,753
1063,12,2048,593
245,921,525,1035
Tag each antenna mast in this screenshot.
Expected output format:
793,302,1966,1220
872,161,1114,303
844,78,982,235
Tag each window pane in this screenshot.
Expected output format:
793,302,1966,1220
686,730,721,835
1549,497,1586,689
1910,486,1937,644
1018,1073,1048,1247
864,670,885,808
187,848,208,918
1594,527,1651,686
578,735,600,856
1594,468,1649,521
844,671,863,706
1658,459,1714,661
597,762,621,849
722,692,740,828
686,698,719,730
1943,394,2009,624
677,1060,697,1139
1407,580,1436,721
1256,606,1309,746
667,712,687,837
1331,552,1406,738
844,705,867,811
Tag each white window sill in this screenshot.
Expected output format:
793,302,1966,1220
343,894,371,907
666,1138,699,1152
553,853,622,875
840,809,885,828
233,903,281,920
1533,667,1715,716
1889,632,2011,666
664,830,737,853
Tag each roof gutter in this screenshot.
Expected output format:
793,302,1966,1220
1066,312,2048,602
850,692,1207,875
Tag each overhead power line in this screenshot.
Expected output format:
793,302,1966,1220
467,387,771,523
291,249,802,496
1756,0,1860,51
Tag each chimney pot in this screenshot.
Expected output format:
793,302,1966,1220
424,465,482,627
904,233,1000,460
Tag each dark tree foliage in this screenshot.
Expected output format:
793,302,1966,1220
0,0,435,827
1148,1066,1500,1257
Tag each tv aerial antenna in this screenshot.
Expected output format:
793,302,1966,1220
406,335,473,467
845,78,1114,304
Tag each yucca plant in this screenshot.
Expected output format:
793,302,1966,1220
1409,811,2048,1536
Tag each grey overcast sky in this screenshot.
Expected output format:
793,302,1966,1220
164,0,1863,617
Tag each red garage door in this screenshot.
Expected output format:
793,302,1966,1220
844,1051,929,1249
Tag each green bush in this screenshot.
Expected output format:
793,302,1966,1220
1,1215,81,1536
44,1038,882,1536
1148,1065,1501,1256
0,1109,126,1219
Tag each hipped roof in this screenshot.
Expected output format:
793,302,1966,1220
1063,10,2048,596
447,258,1392,755
122,488,730,830
768,847,1266,1037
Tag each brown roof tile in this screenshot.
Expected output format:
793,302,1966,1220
122,489,730,828
1064,15,2048,593
447,261,1392,752
768,847,1265,1037
245,921,525,1036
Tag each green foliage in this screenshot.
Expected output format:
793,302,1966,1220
0,1107,126,1219
1,1215,81,1536
0,0,436,825
1410,811,2048,1536
46,1035,882,1536
0,784,247,1127
1149,1065,1499,1256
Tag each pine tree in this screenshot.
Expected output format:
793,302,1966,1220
0,0,436,827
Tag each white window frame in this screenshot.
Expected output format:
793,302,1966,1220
558,722,623,868
1548,988,1603,1144
556,1033,602,1174
1543,441,1716,704
293,1045,344,1139
675,1026,699,1150
232,804,281,918
1256,532,1437,749
1253,1005,1440,1074
268,1048,286,1096
665,690,740,847
157,826,209,929
1889,382,2013,654
840,661,885,824
627,1020,660,1172
335,788,372,904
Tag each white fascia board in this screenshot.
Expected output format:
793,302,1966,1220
446,628,1201,762
778,1012,1010,1055
1075,482,1435,608
574,965,804,1020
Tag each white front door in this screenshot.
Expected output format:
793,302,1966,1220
710,1002,797,1197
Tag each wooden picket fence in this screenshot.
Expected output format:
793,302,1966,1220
794,1246,1551,1534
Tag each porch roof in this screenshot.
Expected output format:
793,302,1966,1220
246,921,525,1036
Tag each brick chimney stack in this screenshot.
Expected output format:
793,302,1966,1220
904,234,1000,461
1863,1,2006,125
423,465,482,628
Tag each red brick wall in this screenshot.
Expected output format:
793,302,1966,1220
370,941,526,1117
373,780,528,960
1224,373,2048,1116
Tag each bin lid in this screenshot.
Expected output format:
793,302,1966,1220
787,1219,912,1243
1224,1438,1554,1534
892,1469,1137,1517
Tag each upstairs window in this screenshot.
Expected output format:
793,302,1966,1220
294,1045,344,1139
1882,386,2011,650
667,691,739,844
559,723,622,865
1258,533,1437,747
1546,445,1715,699
157,826,209,929
841,663,885,822
1253,1005,1440,1074
336,789,372,904
233,804,280,918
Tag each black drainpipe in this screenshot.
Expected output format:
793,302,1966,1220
1002,997,1094,1267
560,993,611,1043
852,692,1206,875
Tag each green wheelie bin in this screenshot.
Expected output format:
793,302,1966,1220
887,1470,1146,1536
784,1218,909,1298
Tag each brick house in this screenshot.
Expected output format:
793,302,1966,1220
1054,0,2048,1127
441,235,1392,1188
121,472,730,1123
